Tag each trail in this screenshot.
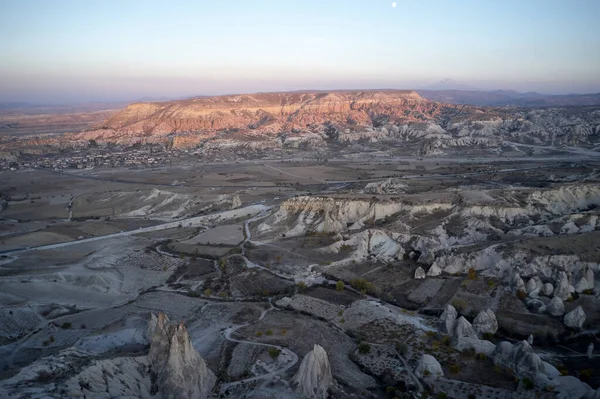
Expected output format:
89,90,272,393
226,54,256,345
218,305,299,396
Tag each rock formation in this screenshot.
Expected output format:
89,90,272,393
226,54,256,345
563,306,586,329
440,304,458,335
554,271,572,301
512,273,526,293
415,354,443,378
414,267,426,279
472,309,498,336
542,283,554,296
491,340,544,379
527,334,534,345
588,343,594,359
452,316,478,339
293,344,333,399
148,313,216,399
547,296,565,316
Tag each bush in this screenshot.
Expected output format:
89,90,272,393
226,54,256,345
582,289,594,295
449,364,460,374
265,329,273,336
60,322,72,329
203,288,212,296
268,347,281,358
296,282,307,292
255,331,263,337
280,329,287,336
487,279,496,288
335,280,345,291
357,342,371,354
451,299,467,312
441,336,451,346
580,369,592,381
467,268,477,280
522,377,534,389
476,352,487,361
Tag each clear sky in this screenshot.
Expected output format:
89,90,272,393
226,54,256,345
1,0,599,103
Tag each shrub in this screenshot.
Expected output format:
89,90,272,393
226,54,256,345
296,282,307,292
522,377,534,389
559,367,569,376
516,290,527,299
203,288,212,296
437,392,448,399
423,369,431,377
60,322,72,329
265,329,273,336
482,332,494,340
335,280,345,291
476,352,487,361
441,336,451,346
487,279,496,288
339,318,345,324
255,331,263,337
467,268,477,280
580,369,592,381
449,364,460,374
582,289,594,295
280,329,287,336
337,309,344,316
451,299,467,312
268,347,281,358
357,343,371,354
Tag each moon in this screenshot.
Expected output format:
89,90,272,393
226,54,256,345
392,2,396,7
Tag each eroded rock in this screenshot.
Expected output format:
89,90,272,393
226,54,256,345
472,309,498,336
491,340,544,379
547,296,565,316
415,354,443,378
414,267,426,279
563,306,586,329
148,313,216,399
440,304,457,335
293,344,333,399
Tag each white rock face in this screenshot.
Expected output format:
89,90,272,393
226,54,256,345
440,304,458,334
492,340,544,379
472,309,498,336
149,313,216,399
563,306,586,329
415,354,443,378
527,334,534,345
414,266,426,279
427,263,442,277
547,296,565,316
554,271,572,301
452,316,478,339
542,283,554,296
512,273,526,293
293,344,333,399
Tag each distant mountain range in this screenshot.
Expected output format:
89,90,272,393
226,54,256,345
416,89,600,107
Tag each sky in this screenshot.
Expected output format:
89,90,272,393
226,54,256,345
1,0,599,103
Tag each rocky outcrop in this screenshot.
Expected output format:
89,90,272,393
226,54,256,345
148,313,216,399
563,306,586,329
554,271,573,301
414,267,426,279
452,316,478,339
491,340,544,379
547,296,565,316
293,344,333,399
440,304,458,335
472,309,498,336
542,283,554,296
415,354,443,378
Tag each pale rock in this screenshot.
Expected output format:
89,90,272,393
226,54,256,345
585,267,595,290
491,340,544,379
583,389,600,399
426,263,442,277
527,334,534,345
554,271,572,301
547,296,565,316
149,312,216,399
575,276,590,293
452,316,478,339
512,273,526,293
293,344,333,399
588,343,594,359
453,337,496,357
542,283,554,296
415,354,443,378
563,306,586,329
440,304,457,334
553,376,592,399
414,266,426,279
472,309,498,336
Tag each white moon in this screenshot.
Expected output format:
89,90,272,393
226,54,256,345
392,2,396,7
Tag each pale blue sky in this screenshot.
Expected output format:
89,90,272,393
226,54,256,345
1,0,599,103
